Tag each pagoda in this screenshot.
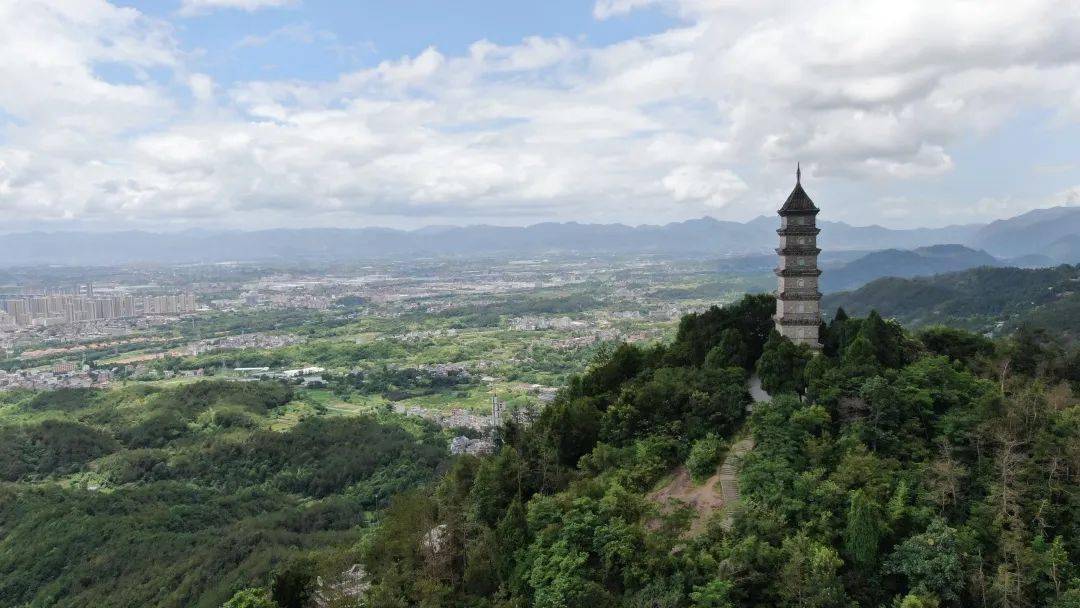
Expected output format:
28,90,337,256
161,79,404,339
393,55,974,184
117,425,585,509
774,165,822,348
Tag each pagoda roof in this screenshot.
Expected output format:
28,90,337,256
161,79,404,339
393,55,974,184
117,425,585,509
778,164,819,215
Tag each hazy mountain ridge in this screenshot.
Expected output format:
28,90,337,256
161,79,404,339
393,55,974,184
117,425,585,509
1,205,1076,267
970,206,1080,258
820,244,1000,293
0,217,995,266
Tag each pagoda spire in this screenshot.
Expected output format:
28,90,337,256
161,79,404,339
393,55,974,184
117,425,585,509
796,163,801,184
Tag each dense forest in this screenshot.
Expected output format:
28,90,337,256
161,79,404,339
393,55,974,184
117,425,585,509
0,381,447,608
2,295,1078,607
343,295,1078,607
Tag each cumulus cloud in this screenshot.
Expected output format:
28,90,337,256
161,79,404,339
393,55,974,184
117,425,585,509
1,0,1080,229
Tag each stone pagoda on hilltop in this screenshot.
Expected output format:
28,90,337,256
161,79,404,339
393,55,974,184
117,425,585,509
774,165,822,348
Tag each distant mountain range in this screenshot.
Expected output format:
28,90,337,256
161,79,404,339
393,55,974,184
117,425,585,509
821,264,1080,336
968,206,1080,259
820,244,1001,293
0,205,1076,267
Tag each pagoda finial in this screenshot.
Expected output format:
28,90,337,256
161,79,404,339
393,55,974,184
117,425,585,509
796,163,801,184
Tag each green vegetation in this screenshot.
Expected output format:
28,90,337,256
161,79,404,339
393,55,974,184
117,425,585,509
0,380,447,608
822,264,1080,336
344,294,1078,608
686,433,726,482
2,283,1078,607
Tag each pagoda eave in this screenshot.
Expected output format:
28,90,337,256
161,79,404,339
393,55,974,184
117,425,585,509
777,291,823,301
777,207,820,217
774,268,823,277
773,314,823,326
776,247,822,256
776,227,821,236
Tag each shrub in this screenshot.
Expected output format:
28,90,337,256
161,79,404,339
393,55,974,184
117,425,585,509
686,434,725,482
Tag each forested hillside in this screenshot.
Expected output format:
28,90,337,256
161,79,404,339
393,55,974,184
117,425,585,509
822,264,1080,336
345,296,1079,608
0,381,447,608
2,297,1078,607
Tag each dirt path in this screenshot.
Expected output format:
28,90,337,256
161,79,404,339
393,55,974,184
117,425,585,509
646,375,770,535
647,435,756,535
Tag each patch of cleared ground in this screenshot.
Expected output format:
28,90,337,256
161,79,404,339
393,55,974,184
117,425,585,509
648,436,755,536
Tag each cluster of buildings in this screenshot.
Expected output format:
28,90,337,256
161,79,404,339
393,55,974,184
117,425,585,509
191,332,305,355
0,366,112,391
508,316,587,331
1,292,197,327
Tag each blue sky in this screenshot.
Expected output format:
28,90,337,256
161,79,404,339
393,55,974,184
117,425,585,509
1,0,1078,231
126,1,678,83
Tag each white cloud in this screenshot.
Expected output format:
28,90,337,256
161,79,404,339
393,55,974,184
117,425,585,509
593,0,663,20
2,0,1080,229
188,73,215,102
236,22,342,49
179,0,295,17
1062,185,1080,206
663,166,747,207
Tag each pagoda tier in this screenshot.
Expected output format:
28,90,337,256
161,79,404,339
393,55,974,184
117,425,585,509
775,246,822,256
777,290,822,300
774,314,823,325
774,267,822,277
777,226,821,236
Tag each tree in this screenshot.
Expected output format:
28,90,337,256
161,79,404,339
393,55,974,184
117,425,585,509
803,353,837,404
469,447,522,527
917,326,994,365
686,434,725,482
862,310,903,368
271,558,316,608
496,498,529,581
705,328,749,369
857,376,934,454
671,293,775,367
536,397,602,466
691,579,735,608
885,519,965,602
842,335,878,375
525,539,612,608
1006,325,1048,377
222,588,276,608
894,594,941,608
844,489,884,567
1033,535,1070,600
779,533,849,608
823,308,860,357
1052,588,1080,608
756,331,812,396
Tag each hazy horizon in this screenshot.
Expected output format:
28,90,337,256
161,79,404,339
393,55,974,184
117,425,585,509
0,209,1010,236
